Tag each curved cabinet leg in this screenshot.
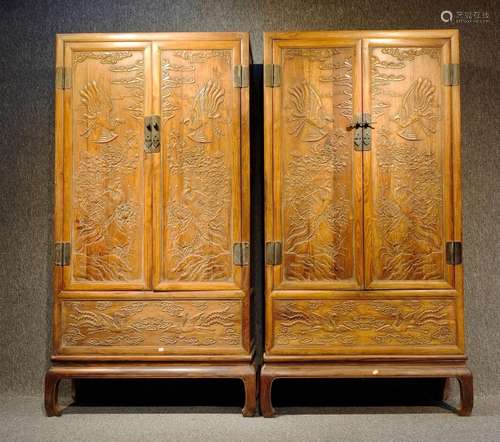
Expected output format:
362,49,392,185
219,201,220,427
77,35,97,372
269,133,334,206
241,371,257,417
260,367,276,417
457,372,473,416
44,370,63,417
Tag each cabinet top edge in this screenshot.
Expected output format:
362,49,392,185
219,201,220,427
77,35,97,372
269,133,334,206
56,32,250,43
263,29,459,42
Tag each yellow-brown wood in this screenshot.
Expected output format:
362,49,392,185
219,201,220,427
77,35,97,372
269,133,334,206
263,30,470,416
268,290,460,355
260,362,472,417
152,40,243,291
45,363,257,417
363,37,454,289
62,41,152,290
55,295,245,355
271,38,364,290
49,32,253,416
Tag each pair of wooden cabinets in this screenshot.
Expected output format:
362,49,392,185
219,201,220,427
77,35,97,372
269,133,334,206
45,31,472,418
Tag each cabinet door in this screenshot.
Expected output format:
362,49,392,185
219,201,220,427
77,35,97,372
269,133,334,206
363,36,457,289
152,38,245,291
269,38,364,290
62,42,152,290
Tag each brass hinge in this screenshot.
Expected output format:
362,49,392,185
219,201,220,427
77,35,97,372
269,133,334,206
233,65,249,88
54,242,71,266
443,64,460,86
55,67,71,89
264,64,281,87
144,115,161,153
446,241,463,265
351,113,372,151
265,241,282,265
233,242,250,266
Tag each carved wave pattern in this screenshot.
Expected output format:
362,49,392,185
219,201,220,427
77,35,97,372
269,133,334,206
284,127,351,281
110,59,145,120
283,75,351,281
274,299,456,347
73,52,144,282
165,132,232,281
284,48,353,119
62,300,241,348
370,47,444,281
375,127,443,280
371,54,406,121
174,49,231,65
74,51,133,65
161,50,233,282
381,47,440,62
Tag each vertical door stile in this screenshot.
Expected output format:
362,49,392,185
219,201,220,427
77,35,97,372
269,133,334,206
54,37,67,294
361,37,370,291
239,35,251,292
61,42,72,290
151,41,162,291
271,40,281,291
354,38,365,290
142,42,153,291
443,39,455,289
232,42,244,290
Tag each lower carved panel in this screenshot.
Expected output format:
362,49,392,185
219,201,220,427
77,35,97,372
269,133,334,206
58,299,243,353
271,297,457,353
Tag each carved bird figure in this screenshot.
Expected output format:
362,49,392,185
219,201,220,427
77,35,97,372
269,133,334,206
184,80,225,143
287,82,333,142
392,77,439,141
80,80,120,143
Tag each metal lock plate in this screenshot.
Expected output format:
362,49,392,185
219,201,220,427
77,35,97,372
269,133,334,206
144,116,161,153
352,113,372,151
352,115,363,150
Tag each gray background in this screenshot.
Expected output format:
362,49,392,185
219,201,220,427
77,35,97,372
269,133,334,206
0,0,498,400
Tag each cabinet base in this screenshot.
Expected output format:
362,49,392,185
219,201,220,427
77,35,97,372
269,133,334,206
259,361,473,417
45,362,256,417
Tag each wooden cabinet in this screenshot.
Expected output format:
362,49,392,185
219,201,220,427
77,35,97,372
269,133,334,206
46,33,255,417
262,30,472,416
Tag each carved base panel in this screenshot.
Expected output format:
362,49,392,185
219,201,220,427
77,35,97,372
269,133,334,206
260,361,473,417
45,362,257,417
54,295,249,357
268,292,461,356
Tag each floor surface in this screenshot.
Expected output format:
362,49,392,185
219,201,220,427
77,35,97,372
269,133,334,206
1,392,499,442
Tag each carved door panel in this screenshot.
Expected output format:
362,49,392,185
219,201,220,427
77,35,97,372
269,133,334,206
363,38,455,289
152,40,243,291
62,42,152,290
271,39,364,290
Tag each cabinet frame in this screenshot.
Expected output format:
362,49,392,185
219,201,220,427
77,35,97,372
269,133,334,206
48,32,255,417
262,30,471,417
